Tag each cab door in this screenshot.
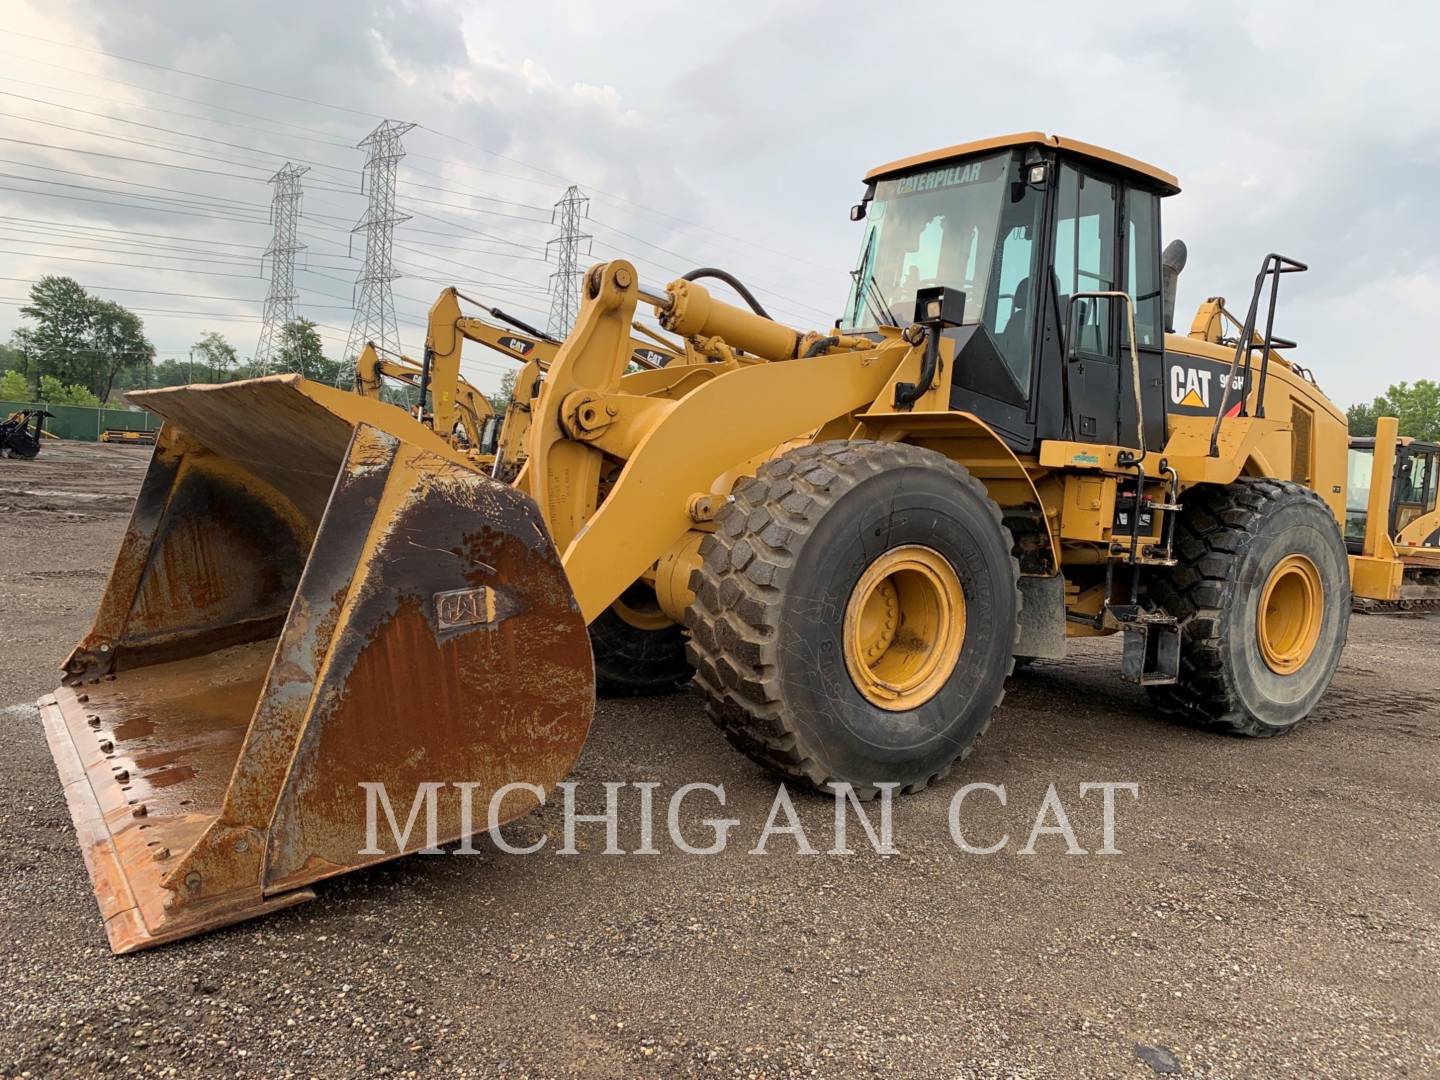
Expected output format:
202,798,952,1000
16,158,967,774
1052,164,1164,450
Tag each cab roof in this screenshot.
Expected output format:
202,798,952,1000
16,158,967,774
865,132,1180,196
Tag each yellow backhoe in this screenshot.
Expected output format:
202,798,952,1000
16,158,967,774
39,131,1414,952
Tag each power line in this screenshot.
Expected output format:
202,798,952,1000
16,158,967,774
0,277,264,303
0,25,841,285
0,89,357,182
0,52,366,142
0,214,268,251
0,28,381,120
0,73,361,152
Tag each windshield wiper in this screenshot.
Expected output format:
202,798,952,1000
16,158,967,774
867,278,897,328
850,268,886,329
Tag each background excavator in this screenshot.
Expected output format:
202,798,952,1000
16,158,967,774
37,131,1417,953
1346,416,1440,611
355,293,677,482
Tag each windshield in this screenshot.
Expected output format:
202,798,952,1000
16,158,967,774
841,152,1012,332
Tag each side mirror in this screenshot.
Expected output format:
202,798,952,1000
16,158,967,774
849,203,867,222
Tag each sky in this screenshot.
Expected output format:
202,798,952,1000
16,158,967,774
0,0,1436,404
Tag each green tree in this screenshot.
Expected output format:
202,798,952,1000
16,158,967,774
16,277,155,399
91,299,155,402
149,358,203,388
0,369,30,400
272,319,330,379
1348,380,1440,442
191,330,239,382
38,375,100,406
1346,401,1379,438
18,276,93,387
485,368,517,413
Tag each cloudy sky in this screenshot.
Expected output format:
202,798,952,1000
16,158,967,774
0,0,1435,403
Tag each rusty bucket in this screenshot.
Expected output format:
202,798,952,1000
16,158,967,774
39,376,594,953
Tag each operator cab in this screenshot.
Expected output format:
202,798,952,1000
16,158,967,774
1345,437,1440,549
843,132,1180,455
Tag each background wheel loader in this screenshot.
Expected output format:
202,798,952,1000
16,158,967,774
38,131,1412,952
1345,417,1440,611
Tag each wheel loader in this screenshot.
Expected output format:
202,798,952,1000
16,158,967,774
1345,417,1440,611
37,131,1410,953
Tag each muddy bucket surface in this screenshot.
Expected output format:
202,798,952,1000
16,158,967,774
41,376,595,953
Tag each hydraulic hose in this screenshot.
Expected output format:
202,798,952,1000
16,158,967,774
680,268,772,321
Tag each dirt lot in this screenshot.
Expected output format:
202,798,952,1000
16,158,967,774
1,441,1437,1079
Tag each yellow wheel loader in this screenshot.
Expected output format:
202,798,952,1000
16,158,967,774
1345,416,1440,611
39,131,1409,952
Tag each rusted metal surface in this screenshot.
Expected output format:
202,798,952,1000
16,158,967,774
42,377,595,953
40,646,315,953
263,429,593,890
63,423,314,685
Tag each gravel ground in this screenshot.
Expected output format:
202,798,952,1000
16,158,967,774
1,441,1437,1079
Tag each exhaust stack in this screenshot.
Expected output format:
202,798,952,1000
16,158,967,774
1161,239,1188,333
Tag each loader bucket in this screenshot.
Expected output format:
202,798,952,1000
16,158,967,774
38,375,594,953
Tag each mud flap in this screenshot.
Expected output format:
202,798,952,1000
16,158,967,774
40,377,594,953
1015,574,1066,661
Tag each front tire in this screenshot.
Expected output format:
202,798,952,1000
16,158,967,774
1146,479,1350,736
686,441,1020,796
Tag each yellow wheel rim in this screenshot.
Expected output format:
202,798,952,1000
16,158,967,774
1257,553,1324,675
612,587,675,632
843,545,966,711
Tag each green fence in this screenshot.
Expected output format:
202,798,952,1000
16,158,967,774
0,400,162,442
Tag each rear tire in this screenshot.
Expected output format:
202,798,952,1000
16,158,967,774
589,583,692,697
1146,478,1350,736
686,441,1020,796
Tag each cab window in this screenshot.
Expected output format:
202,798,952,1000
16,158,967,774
1052,166,1117,354
1125,191,1162,347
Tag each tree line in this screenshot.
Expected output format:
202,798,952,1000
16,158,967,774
1346,381,1440,443
0,275,339,406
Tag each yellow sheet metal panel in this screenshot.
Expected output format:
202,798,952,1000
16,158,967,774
1060,475,1115,544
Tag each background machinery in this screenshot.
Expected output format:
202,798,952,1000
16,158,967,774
39,132,1409,952
1346,417,1440,611
1,408,53,459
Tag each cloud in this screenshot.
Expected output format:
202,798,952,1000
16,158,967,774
0,0,1434,404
